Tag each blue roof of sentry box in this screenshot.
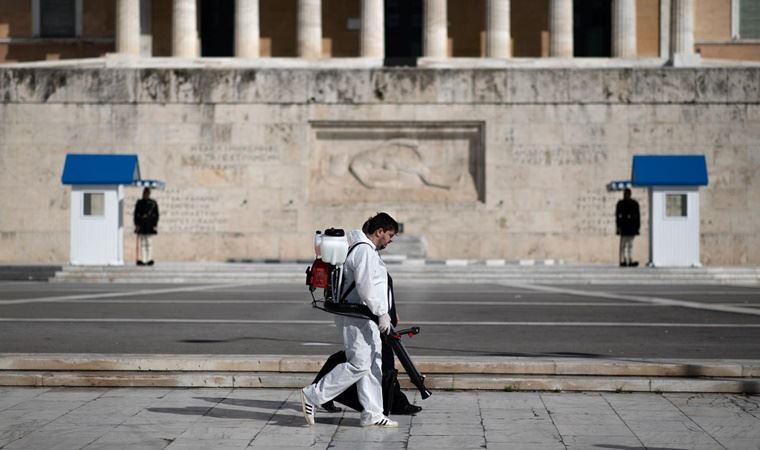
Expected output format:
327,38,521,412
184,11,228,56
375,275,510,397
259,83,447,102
61,154,141,185
631,155,708,187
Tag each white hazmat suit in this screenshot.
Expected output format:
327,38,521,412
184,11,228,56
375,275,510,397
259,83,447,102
302,229,391,425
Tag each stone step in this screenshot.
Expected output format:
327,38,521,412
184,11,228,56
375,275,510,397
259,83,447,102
2,354,758,392
1,371,758,393
47,263,760,284
2,353,758,376
50,273,760,284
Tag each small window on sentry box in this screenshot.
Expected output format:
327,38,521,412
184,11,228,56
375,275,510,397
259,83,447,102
665,194,687,218
83,193,104,217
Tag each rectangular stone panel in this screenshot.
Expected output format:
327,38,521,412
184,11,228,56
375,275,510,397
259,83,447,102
308,121,485,204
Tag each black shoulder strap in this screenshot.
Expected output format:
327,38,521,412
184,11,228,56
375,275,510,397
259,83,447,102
338,241,372,303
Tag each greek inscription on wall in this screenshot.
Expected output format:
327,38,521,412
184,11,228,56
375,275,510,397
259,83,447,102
575,190,622,235
160,189,229,233
513,146,608,166
185,144,279,171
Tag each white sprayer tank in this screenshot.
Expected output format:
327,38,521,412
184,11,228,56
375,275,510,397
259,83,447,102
319,228,349,265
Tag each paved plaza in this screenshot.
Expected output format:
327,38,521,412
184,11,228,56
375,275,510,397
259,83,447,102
1,387,759,450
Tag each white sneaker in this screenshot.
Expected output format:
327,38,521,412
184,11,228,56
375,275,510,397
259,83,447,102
300,389,315,425
361,416,398,428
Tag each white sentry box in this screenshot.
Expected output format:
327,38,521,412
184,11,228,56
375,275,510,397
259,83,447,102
631,154,708,268
649,187,701,267
69,185,124,265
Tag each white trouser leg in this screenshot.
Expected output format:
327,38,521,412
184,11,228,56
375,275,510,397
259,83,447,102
619,236,626,263
620,235,634,263
303,316,384,424
139,235,152,262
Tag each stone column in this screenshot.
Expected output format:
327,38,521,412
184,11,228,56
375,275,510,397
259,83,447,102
140,0,152,57
670,0,700,65
361,0,384,58
172,0,198,57
549,0,573,57
116,0,140,55
659,0,670,58
423,0,447,57
298,0,322,58
612,0,636,57
486,0,511,58
671,0,694,55
235,0,260,58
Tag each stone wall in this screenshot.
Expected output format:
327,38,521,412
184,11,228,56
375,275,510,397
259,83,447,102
0,66,758,264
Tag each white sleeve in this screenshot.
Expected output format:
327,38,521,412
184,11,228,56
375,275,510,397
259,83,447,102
352,246,389,317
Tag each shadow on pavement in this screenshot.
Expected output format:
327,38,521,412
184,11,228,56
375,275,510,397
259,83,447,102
595,446,688,450
194,397,288,410
146,396,340,428
146,405,318,428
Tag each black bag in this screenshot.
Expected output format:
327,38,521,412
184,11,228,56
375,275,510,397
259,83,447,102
312,346,408,416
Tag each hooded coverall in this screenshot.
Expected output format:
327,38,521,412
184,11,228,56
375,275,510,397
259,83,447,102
302,229,391,425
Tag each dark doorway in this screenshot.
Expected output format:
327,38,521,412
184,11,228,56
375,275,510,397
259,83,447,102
200,0,234,57
573,0,611,57
384,0,423,66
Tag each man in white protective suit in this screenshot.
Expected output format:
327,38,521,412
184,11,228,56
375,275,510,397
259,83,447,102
300,212,399,427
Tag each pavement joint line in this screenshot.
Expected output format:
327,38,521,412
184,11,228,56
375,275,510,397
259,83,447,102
0,281,261,305
499,282,760,317
1,318,760,327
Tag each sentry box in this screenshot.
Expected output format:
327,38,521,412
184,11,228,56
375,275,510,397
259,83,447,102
632,155,709,267
61,154,164,266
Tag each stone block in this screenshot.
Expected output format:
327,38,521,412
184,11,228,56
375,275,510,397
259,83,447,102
529,376,650,392
137,69,174,103
688,104,746,126
279,357,322,373
631,69,697,104
170,69,203,104
557,104,611,125
404,375,453,390
10,68,70,103
238,373,311,388
509,69,570,104
199,70,241,103
0,372,44,386
556,360,741,377
651,378,760,394
732,69,760,103
66,69,137,103
436,69,473,103
567,69,633,104
369,69,420,103
237,69,309,103
472,69,509,103
696,68,730,103
0,69,15,102
308,69,373,104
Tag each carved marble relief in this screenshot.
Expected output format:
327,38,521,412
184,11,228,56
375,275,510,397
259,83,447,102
310,122,484,204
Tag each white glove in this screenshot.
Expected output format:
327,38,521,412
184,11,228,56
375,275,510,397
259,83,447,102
378,314,391,334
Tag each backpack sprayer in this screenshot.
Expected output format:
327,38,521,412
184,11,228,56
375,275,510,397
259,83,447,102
305,228,376,321
305,228,432,399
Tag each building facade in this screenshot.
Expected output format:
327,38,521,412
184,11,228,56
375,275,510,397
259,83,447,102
0,1,758,265
1,0,760,63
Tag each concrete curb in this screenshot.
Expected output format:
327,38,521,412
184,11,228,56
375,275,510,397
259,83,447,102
2,354,759,393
